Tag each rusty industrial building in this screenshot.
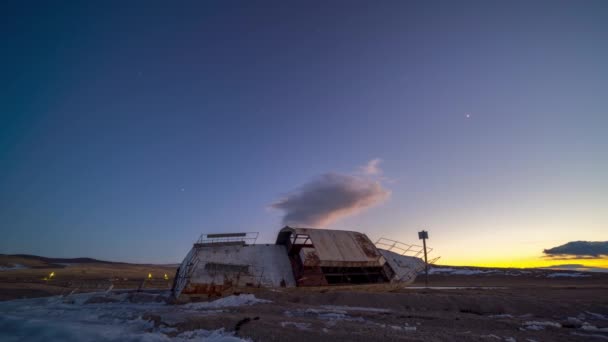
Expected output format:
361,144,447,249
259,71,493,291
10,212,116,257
172,226,433,299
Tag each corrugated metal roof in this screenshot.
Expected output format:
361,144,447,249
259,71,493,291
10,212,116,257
276,226,382,267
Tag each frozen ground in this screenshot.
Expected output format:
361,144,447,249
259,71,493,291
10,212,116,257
0,264,27,271
0,292,258,342
1,286,607,341
427,266,598,277
1,259,607,341
546,272,591,278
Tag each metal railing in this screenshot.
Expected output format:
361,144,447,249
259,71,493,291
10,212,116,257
375,237,433,258
196,232,259,245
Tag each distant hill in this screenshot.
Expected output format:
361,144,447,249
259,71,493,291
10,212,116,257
0,254,127,269
7,254,126,265
0,254,180,270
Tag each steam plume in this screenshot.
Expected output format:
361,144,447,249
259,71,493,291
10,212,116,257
272,161,390,227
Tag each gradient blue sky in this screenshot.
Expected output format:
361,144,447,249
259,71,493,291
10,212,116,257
1,1,607,265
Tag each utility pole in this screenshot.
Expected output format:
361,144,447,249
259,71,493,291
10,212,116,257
418,230,429,287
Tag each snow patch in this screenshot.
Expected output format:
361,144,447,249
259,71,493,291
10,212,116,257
174,328,249,341
546,272,590,278
582,323,608,332
405,286,506,290
320,305,391,313
280,321,311,330
284,308,364,327
428,267,497,275
522,321,562,330
0,264,27,271
571,332,608,340
488,314,514,318
389,325,416,332
0,291,249,342
184,294,271,310
586,312,608,320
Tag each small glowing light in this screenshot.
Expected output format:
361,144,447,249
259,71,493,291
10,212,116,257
465,113,471,118
148,273,153,279
164,273,169,280
49,272,55,278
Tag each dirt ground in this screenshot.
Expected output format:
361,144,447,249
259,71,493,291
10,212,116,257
0,256,176,301
162,273,608,342
1,259,607,341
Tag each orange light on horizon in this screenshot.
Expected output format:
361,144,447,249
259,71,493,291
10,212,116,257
441,255,608,269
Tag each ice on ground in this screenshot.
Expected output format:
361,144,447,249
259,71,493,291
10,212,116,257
546,272,590,278
0,263,27,271
479,334,501,339
389,325,416,332
286,306,414,332
488,314,514,318
586,311,608,320
280,321,311,330
175,329,249,341
428,267,497,275
284,308,365,327
522,321,562,330
571,332,608,340
567,317,584,325
184,294,271,310
405,286,506,290
0,291,251,342
320,305,391,313
582,323,608,332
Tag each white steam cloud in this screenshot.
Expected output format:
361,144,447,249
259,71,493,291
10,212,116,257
359,158,383,175
271,160,391,227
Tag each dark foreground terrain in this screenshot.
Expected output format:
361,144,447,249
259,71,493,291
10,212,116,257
1,255,607,341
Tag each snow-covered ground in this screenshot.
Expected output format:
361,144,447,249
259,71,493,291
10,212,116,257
184,294,270,310
428,266,598,277
428,267,498,276
0,264,27,271
546,272,591,278
0,292,270,342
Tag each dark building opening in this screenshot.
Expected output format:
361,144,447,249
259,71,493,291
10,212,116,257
321,266,388,284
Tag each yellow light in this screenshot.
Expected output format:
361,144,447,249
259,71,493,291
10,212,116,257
164,274,169,280
148,273,152,279
49,272,55,278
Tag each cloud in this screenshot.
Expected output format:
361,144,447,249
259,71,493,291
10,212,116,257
359,158,383,175
543,241,608,259
271,161,391,227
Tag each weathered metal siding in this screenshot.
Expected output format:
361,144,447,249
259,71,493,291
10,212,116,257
176,244,296,298
299,247,321,267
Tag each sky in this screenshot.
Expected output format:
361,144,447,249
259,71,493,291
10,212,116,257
1,1,607,268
